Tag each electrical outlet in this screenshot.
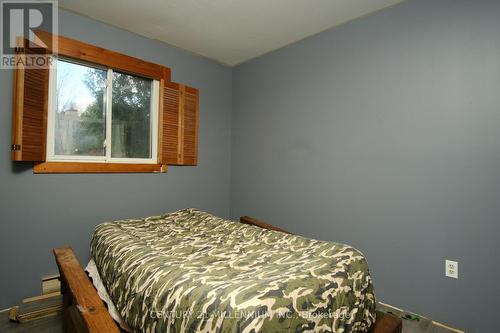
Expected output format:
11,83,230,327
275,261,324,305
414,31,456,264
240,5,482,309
445,260,458,279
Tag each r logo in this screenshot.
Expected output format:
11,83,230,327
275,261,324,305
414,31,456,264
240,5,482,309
1,0,57,68
9,7,47,48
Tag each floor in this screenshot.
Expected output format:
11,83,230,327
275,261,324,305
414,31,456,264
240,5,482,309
0,305,460,333
0,311,62,333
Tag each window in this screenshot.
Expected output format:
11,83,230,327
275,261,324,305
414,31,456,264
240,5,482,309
47,58,159,164
11,31,199,173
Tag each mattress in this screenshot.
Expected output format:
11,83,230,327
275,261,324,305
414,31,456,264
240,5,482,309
91,208,376,333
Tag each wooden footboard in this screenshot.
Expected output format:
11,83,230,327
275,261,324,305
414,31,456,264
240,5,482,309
54,247,120,333
53,215,401,333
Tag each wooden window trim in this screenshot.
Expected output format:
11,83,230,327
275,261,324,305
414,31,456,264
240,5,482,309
33,162,167,174
36,30,170,81
30,31,172,173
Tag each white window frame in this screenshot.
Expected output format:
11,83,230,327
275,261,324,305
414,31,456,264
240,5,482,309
46,56,159,164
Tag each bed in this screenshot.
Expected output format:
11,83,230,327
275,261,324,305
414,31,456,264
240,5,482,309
54,208,402,333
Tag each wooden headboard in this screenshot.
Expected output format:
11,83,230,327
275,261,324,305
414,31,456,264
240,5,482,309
239,216,291,233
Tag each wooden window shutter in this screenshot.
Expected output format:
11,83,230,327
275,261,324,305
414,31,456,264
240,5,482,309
182,86,199,165
161,81,182,164
160,82,199,165
11,44,49,161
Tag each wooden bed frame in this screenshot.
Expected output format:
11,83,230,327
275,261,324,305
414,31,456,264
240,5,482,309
54,216,402,333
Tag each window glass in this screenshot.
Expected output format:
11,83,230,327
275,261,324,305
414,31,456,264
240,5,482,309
54,59,106,156
51,58,156,162
111,71,152,159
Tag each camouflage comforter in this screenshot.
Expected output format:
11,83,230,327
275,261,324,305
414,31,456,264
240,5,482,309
91,209,376,333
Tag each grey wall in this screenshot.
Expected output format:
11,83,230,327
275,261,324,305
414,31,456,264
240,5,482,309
1,1,499,332
0,9,232,309
231,0,500,332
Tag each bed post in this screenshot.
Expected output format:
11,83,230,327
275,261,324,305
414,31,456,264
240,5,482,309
53,246,120,333
371,311,402,333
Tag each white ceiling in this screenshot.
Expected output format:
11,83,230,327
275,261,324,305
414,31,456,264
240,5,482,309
58,0,404,66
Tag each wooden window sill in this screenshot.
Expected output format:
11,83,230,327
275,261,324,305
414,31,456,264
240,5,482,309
33,162,167,174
